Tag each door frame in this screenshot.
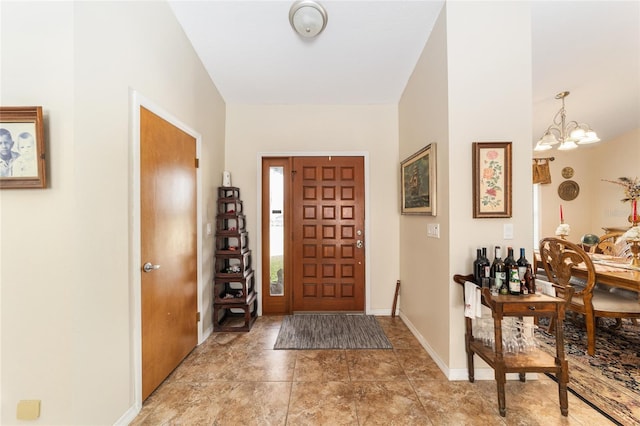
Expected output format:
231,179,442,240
130,90,203,410
256,152,371,315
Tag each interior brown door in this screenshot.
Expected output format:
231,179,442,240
140,107,198,400
292,156,365,312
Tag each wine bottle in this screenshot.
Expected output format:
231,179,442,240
491,246,507,295
516,248,530,294
480,247,491,287
504,247,516,271
524,263,536,294
473,248,483,284
508,265,521,295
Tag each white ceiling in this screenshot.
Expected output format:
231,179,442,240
169,0,640,145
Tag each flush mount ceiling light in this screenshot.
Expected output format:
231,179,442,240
534,91,601,152
289,0,328,38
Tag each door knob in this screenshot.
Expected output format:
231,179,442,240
143,262,161,273
356,240,363,249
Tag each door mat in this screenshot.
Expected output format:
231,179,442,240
274,314,392,350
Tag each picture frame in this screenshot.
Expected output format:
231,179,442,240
0,106,46,189
472,141,512,218
400,143,436,215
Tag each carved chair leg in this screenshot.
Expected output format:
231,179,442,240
585,314,596,356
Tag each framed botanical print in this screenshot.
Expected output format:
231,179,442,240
473,142,512,218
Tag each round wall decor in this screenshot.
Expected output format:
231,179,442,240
561,167,574,179
558,180,580,201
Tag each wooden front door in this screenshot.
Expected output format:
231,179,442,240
292,156,365,312
140,107,198,400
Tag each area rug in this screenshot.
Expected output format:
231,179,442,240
536,317,640,425
274,314,392,350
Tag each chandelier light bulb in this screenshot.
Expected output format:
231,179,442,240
558,140,578,151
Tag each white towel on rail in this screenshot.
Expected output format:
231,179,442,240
464,281,482,318
536,279,556,297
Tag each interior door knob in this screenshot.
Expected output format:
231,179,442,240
143,262,161,273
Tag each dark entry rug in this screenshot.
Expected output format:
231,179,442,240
536,317,640,425
274,314,392,350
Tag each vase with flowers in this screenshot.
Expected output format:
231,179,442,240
602,177,640,225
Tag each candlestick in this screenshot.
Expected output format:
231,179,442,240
633,199,638,225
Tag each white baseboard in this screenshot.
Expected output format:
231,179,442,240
114,405,139,426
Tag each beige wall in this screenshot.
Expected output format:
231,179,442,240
536,127,640,242
225,105,400,313
398,5,451,364
399,2,533,376
1,2,225,424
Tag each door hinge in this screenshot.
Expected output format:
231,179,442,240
196,311,201,322
195,158,199,168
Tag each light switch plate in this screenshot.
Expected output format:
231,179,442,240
503,223,514,239
427,223,440,238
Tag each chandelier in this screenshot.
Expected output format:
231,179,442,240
534,91,600,151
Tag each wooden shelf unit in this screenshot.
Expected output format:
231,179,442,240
213,186,257,332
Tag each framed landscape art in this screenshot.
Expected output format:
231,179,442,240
472,141,512,218
400,143,436,215
0,106,46,189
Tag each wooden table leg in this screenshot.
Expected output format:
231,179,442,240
496,372,506,416
465,317,475,382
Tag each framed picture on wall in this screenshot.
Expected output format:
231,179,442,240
0,106,46,189
400,143,437,215
472,141,512,218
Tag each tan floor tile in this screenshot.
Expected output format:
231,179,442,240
287,381,358,425
293,350,350,382
412,379,506,425
353,380,433,425
234,349,297,381
346,350,406,381
395,348,448,381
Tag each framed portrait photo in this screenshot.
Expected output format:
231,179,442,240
0,106,46,189
400,143,436,215
472,141,512,218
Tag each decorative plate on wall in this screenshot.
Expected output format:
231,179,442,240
558,180,580,201
561,166,574,179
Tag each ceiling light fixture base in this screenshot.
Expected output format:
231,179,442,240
289,0,328,38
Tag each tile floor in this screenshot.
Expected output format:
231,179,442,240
131,316,614,425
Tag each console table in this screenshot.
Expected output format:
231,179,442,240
453,274,569,417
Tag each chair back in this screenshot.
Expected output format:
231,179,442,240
539,237,597,299
596,232,631,258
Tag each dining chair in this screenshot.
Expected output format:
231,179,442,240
539,237,640,356
595,232,631,258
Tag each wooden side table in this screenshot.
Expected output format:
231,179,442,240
454,274,569,417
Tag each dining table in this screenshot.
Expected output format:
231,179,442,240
535,250,640,295
574,253,640,294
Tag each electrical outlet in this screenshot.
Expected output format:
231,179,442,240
427,223,440,238
17,400,40,420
